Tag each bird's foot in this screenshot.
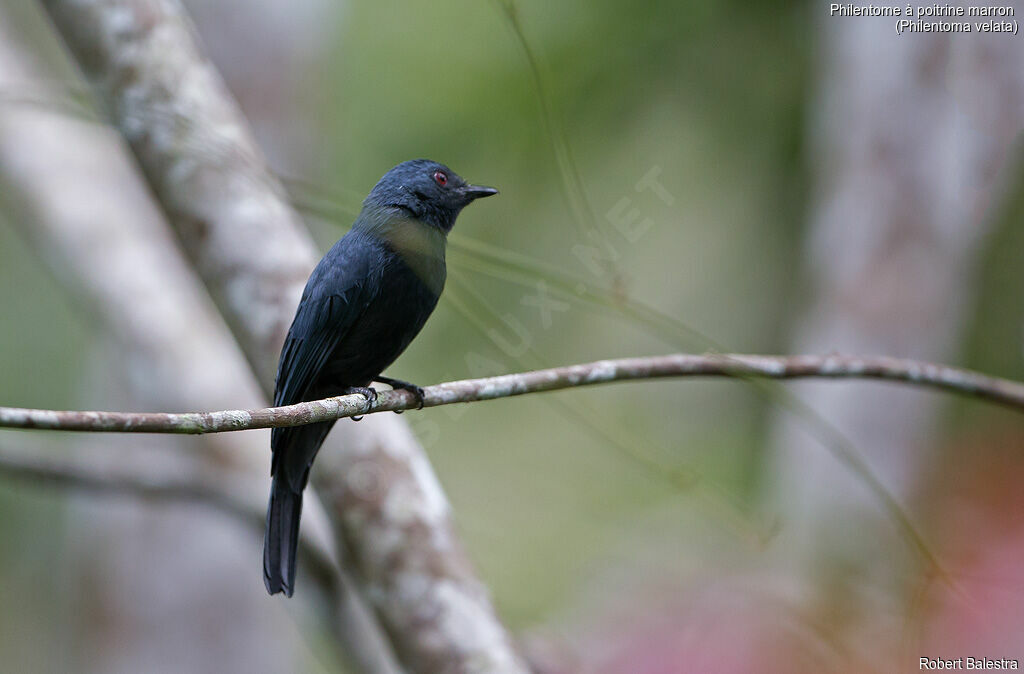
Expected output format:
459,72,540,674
344,386,378,421
374,376,426,411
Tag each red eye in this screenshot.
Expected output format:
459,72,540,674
433,171,448,186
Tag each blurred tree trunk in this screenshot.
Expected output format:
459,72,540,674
768,6,1024,636
0,5,322,673
181,0,333,175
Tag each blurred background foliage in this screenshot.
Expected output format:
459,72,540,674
0,0,1022,670
306,0,814,626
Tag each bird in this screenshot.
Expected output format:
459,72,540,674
264,159,498,596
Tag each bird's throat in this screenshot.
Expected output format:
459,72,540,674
376,218,447,295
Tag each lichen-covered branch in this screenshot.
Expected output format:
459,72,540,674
37,2,527,672
2,354,1021,434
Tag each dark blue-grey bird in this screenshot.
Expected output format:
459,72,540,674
264,159,497,596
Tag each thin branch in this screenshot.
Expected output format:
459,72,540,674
1,354,1021,434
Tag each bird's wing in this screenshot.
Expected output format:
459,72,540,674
270,234,381,491
273,233,380,411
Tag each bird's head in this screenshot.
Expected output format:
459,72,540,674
362,159,498,232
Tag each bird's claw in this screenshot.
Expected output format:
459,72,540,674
374,376,426,411
345,386,378,421
403,384,426,411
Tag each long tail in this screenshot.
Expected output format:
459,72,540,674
263,474,303,597
264,419,334,597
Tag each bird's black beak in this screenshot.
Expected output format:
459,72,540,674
462,184,499,201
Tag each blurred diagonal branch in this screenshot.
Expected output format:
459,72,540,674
0,440,343,591
0,441,254,521
36,1,530,672
2,354,1022,434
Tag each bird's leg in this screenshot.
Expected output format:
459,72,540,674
373,375,426,411
343,385,377,421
